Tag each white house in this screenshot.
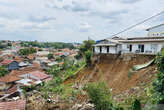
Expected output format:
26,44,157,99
121,37,164,54
93,38,122,54
94,36,164,55
94,24,164,55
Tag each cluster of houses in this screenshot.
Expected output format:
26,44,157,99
93,23,164,55
0,45,78,109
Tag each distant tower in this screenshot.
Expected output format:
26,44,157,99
88,36,92,41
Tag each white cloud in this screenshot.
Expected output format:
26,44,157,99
0,0,163,42
79,22,92,32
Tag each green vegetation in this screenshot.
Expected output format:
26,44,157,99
152,52,164,104
18,48,36,56
20,41,75,49
75,52,83,60
79,40,95,54
85,50,92,66
0,66,8,77
47,64,61,76
42,61,85,100
0,43,7,49
86,81,123,110
78,40,95,66
130,99,142,110
47,53,54,59
62,57,74,70
47,58,85,79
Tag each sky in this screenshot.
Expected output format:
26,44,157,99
0,0,163,42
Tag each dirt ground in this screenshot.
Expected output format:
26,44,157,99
64,54,157,94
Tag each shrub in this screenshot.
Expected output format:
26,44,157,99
0,66,8,77
47,64,61,76
152,52,164,104
130,99,142,110
48,53,54,59
86,82,114,110
85,50,92,67
19,48,36,56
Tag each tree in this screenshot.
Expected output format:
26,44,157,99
85,50,92,66
62,57,74,70
75,53,82,60
19,48,36,56
47,65,61,76
48,53,54,59
0,66,8,77
152,52,164,104
130,99,142,110
79,40,95,54
86,82,115,110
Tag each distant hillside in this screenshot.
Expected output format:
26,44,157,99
20,41,78,49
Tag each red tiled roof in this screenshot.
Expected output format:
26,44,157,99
1,59,12,65
13,56,24,63
0,75,20,83
0,100,26,110
10,67,41,76
29,71,50,80
58,62,64,66
27,54,35,60
7,85,18,94
43,77,53,82
54,52,64,56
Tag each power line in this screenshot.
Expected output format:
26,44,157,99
108,10,164,38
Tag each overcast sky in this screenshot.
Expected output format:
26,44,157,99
0,0,163,42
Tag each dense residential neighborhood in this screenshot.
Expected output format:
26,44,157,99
0,23,164,110
0,42,80,109
0,0,164,109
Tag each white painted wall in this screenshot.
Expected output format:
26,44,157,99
122,43,164,54
122,44,129,53
94,42,164,54
109,47,116,54
94,46,100,53
94,46,117,54
102,47,106,53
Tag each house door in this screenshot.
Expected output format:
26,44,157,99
107,46,109,53
129,45,132,52
93,47,95,53
99,46,102,53
141,45,144,52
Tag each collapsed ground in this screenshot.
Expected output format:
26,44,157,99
27,54,157,109
64,54,157,101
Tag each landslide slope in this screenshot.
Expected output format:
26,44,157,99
64,54,157,94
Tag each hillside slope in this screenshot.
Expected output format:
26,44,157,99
64,54,157,94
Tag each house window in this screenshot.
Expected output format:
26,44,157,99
93,47,95,53
138,44,144,52
160,33,164,36
151,44,158,49
127,44,130,48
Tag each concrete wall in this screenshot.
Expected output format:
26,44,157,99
94,42,164,55
122,43,164,54
94,46,117,54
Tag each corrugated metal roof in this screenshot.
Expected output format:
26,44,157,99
0,75,20,83
0,100,26,110
146,23,164,31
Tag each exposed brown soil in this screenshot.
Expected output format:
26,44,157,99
64,54,157,94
